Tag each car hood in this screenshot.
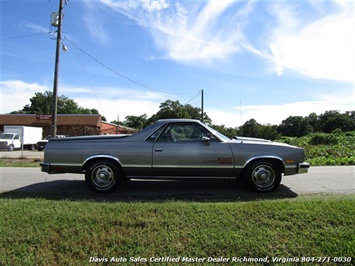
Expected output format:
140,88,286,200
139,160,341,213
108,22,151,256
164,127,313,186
231,136,297,148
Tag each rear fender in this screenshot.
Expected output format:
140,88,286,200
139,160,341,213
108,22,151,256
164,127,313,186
82,155,124,174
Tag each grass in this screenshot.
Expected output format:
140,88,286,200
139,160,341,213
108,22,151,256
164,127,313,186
0,195,354,266
0,157,42,167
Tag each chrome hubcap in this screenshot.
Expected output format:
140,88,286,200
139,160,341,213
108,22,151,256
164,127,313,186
252,165,275,188
92,165,114,188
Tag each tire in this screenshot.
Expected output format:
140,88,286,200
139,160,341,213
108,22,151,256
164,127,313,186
243,160,282,193
8,145,14,151
85,160,122,193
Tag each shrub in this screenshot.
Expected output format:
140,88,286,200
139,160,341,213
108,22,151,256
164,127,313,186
309,133,339,145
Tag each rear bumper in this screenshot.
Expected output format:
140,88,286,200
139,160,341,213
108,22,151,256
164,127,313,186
40,162,51,173
298,162,310,174
40,162,83,174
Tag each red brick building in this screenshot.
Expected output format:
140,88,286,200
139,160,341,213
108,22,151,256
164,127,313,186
0,114,136,138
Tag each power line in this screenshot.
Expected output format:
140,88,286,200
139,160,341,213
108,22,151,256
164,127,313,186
0,32,48,41
64,37,176,95
63,11,106,119
185,90,201,104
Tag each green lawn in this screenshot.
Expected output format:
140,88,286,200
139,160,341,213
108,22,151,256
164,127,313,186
0,195,354,265
0,158,41,167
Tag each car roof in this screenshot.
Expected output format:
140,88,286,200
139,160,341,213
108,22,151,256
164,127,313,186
157,118,201,123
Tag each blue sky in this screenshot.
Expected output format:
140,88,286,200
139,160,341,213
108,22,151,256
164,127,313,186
1,0,354,127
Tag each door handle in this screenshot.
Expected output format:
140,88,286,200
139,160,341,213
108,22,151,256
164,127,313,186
154,148,163,152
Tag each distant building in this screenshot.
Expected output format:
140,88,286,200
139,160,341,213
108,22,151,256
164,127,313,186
0,114,136,137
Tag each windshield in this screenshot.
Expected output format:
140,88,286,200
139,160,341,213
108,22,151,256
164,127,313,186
204,125,230,141
0,133,14,140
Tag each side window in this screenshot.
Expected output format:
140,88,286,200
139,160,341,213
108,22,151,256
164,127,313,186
156,124,176,142
157,123,217,142
146,126,165,142
14,134,20,140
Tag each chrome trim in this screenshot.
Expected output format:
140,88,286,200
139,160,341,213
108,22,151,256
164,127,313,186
152,165,233,169
298,162,310,174
243,155,286,169
82,155,122,166
285,165,297,169
124,164,151,168
50,163,82,167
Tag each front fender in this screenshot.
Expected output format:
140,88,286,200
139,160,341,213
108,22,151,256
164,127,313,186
243,155,286,172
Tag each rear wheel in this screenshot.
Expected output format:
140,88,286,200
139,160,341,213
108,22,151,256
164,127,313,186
85,160,122,193
244,160,282,192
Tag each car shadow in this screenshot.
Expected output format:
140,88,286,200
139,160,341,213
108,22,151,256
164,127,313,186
0,178,298,202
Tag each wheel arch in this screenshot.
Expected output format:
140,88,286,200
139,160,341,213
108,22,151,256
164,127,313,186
241,156,285,176
82,155,125,176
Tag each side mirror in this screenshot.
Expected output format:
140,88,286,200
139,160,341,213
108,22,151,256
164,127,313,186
200,136,210,142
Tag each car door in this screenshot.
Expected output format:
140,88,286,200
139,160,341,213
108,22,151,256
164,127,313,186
13,134,21,148
152,122,234,177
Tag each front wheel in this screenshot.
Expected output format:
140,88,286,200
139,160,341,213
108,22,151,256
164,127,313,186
85,160,122,193
243,160,282,192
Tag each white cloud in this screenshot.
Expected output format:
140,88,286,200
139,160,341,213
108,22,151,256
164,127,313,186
91,1,354,82
269,3,354,83
141,0,169,12
208,95,354,128
83,2,111,46
99,0,255,63
64,85,168,122
3,79,353,127
0,80,48,113
0,80,167,123
76,97,160,123
100,0,169,12
21,22,48,33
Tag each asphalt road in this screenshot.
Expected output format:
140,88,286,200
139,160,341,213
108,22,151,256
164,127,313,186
0,166,354,201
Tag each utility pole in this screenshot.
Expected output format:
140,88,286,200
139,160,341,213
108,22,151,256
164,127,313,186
51,0,64,137
201,89,204,122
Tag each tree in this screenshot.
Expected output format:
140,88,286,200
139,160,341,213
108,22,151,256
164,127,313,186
258,124,280,140
211,124,238,138
123,114,148,129
238,119,279,140
278,116,312,137
307,112,319,132
10,91,104,119
155,100,212,124
238,119,259,137
318,110,355,133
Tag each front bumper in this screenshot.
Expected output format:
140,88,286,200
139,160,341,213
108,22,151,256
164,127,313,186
298,162,310,174
0,142,10,150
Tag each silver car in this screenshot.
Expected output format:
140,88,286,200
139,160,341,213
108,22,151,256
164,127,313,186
40,119,309,193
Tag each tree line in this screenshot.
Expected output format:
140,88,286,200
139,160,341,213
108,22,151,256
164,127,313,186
10,91,355,139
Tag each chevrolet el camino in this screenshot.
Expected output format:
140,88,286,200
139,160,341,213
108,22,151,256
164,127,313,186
41,119,310,193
